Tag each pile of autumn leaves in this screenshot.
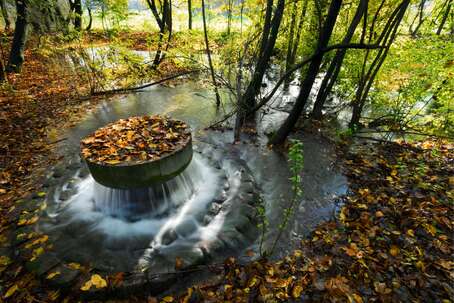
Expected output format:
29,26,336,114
168,140,453,303
80,115,190,165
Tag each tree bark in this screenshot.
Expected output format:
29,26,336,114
201,0,221,106
311,0,368,119
284,0,298,90
86,5,92,31
227,0,232,35
350,0,410,128
270,0,343,145
6,0,28,73
284,0,308,89
234,0,285,141
436,0,452,35
410,0,426,37
188,0,192,30
74,0,82,30
0,0,10,31
146,0,172,66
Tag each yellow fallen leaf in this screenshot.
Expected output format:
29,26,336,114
292,285,303,298
91,274,107,289
30,247,44,261
46,271,61,279
80,274,107,291
25,235,49,249
162,296,174,302
80,280,93,291
389,245,400,257
0,255,11,266
67,262,81,270
4,284,19,298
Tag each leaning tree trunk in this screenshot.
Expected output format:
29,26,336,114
201,0,221,106
311,0,368,119
240,0,284,110
6,0,28,73
270,0,343,145
436,0,452,35
410,0,426,37
0,0,10,31
350,0,410,128
234,0,285,141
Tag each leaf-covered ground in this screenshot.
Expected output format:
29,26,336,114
159,139,453,303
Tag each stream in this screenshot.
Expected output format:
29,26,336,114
32,50,347,293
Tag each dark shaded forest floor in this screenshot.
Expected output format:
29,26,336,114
0,33,453,302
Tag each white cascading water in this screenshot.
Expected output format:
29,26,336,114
55,155,222,242
93,169,197,220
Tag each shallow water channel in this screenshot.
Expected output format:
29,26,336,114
37,81,347,292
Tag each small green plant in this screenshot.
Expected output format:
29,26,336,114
336,125,358,139
265,139,304,257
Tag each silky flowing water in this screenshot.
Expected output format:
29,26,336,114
36,77,347,292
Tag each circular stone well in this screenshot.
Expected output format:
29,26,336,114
80,115,193,189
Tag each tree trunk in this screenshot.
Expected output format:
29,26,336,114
6,0,28,73
284,0,308,89
188,0,192,30
227,0,232,35
234,0,285,141
284,0,298,90
146,0,172,66
270,0,343,145
74,0,82,30
350,0,410,128
410,0,426,37
311,0,368,119
242,0,285,109
86,5,92,31
201,0,221,106
0,0,10,31
436,0,452,35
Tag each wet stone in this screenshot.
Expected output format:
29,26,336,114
161,229,178,245
213,191,228,203
223,181,230,191
47,264,80,287
160,245,205,269
59,189,77,201
236,203,258,220
25,253,61,277
202,214,213,226
175,219,198,238
67,160,82,171
239,182,255,193
52,166,66,179
240,192,257,204
208,203,222,215
78,167,90,178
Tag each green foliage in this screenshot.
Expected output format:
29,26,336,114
266,139,304,257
